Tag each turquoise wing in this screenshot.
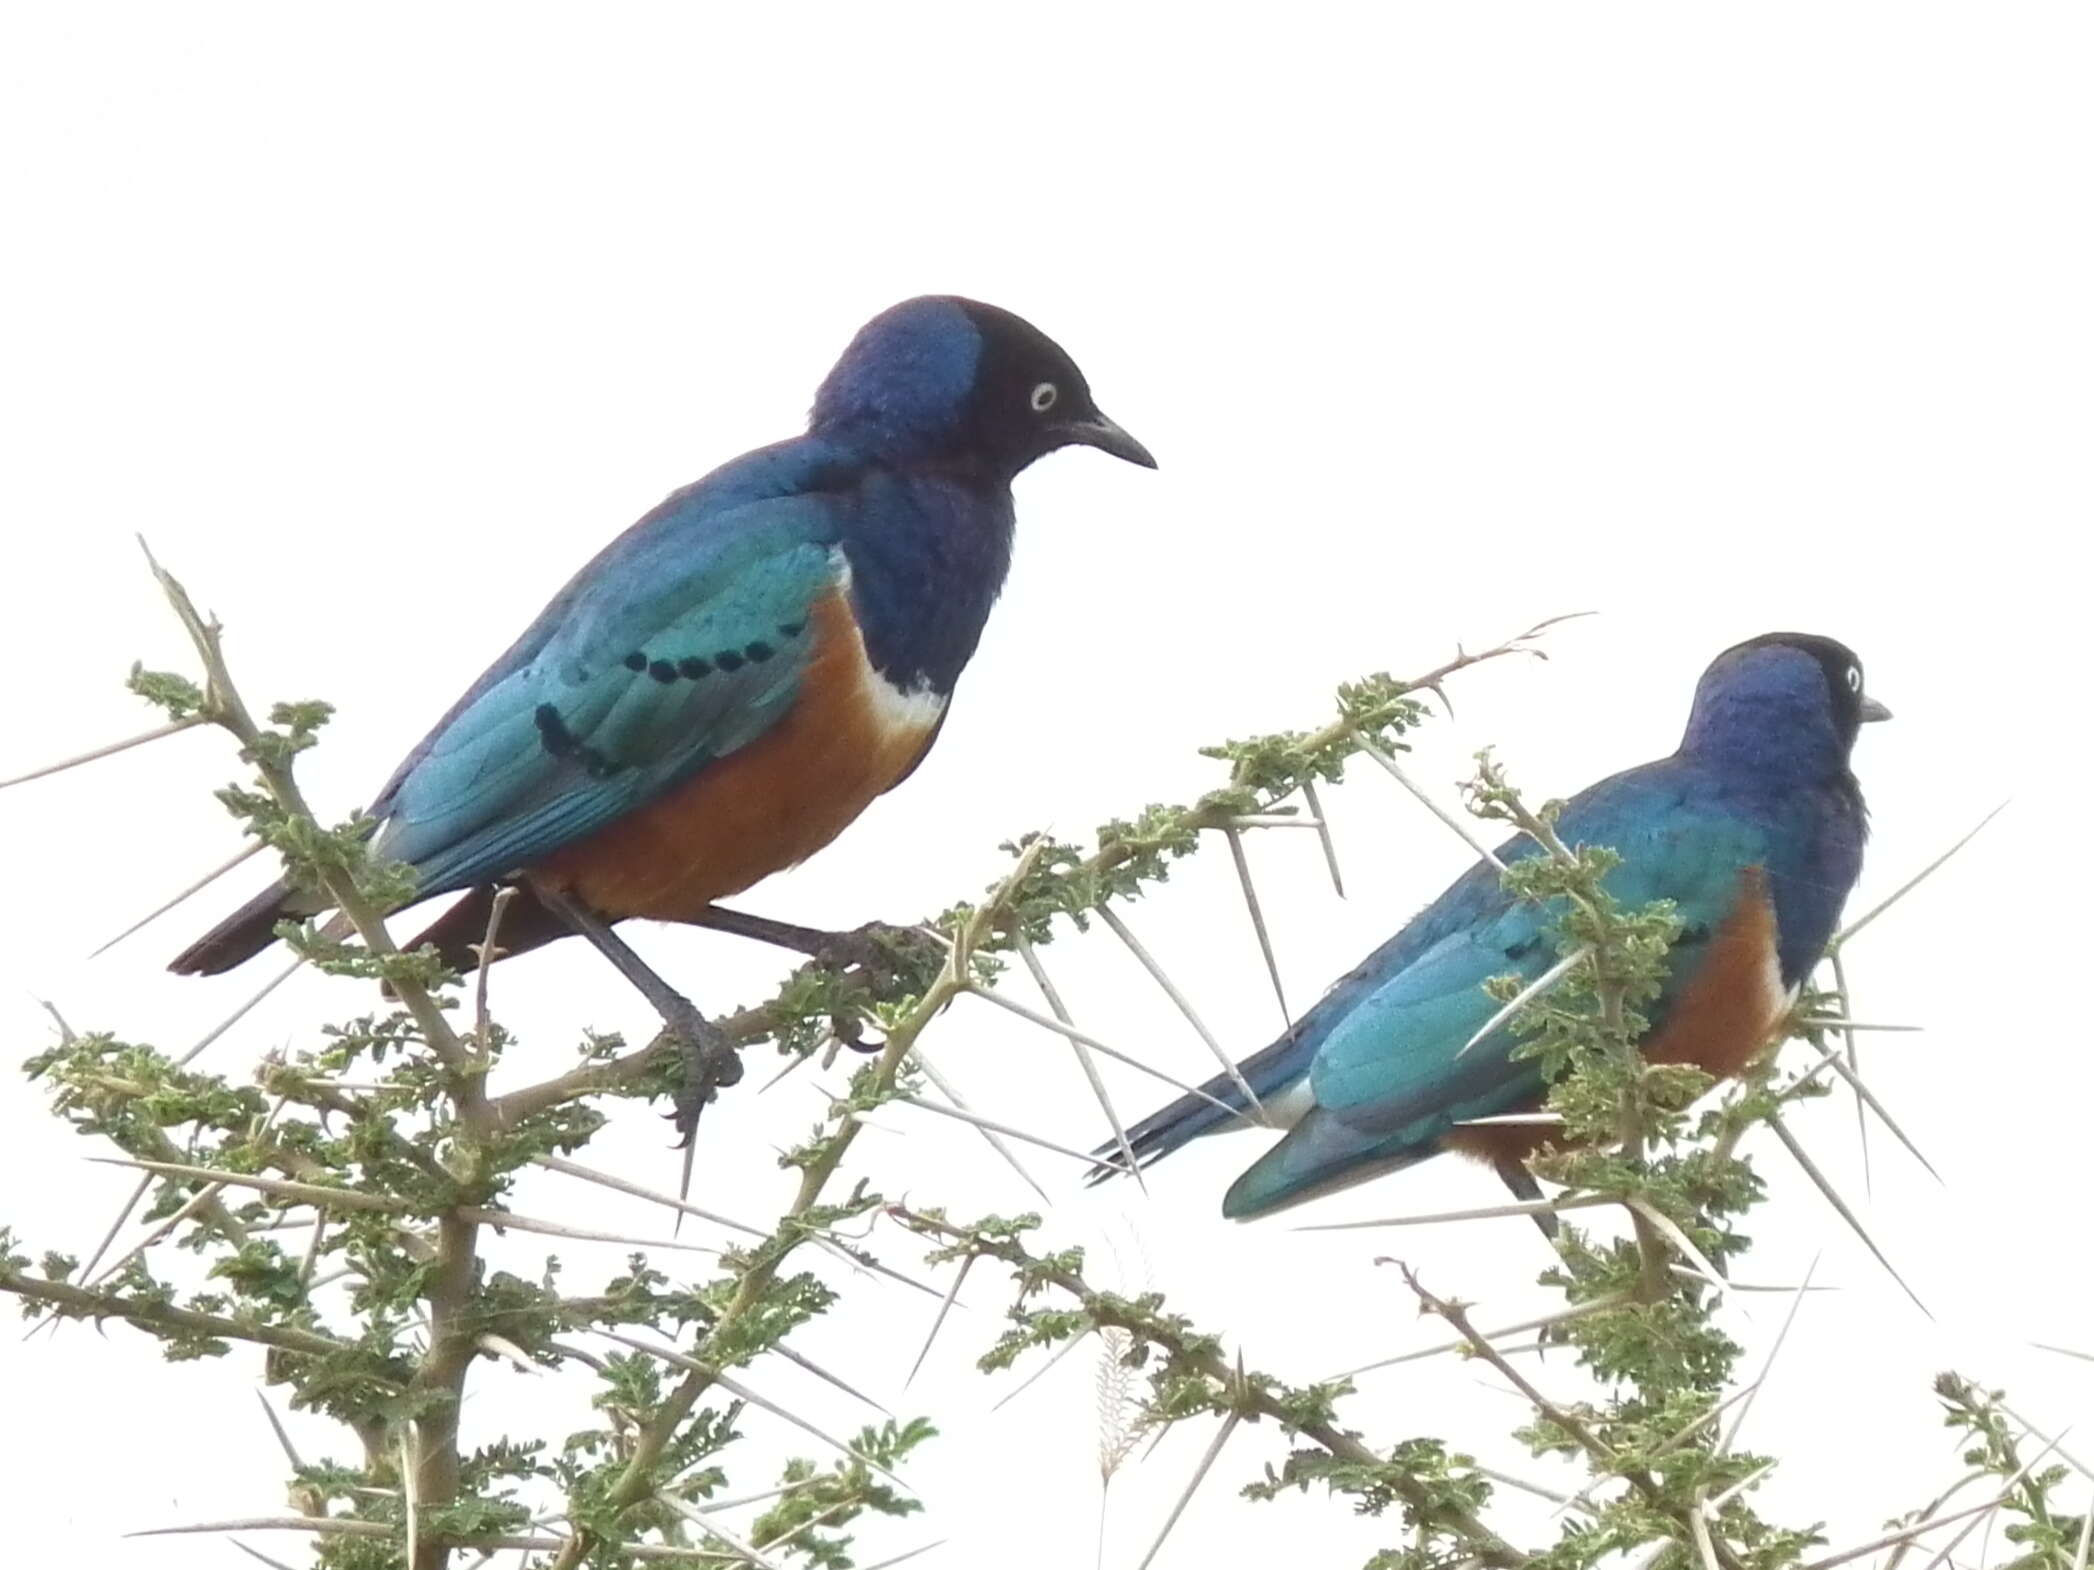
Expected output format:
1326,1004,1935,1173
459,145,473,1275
372,493,841,895
1223,774,1772,1216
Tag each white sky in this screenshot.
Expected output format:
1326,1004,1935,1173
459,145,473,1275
2,5,2090,1567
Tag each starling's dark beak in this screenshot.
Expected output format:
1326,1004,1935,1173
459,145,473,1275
1063,411,1157,469
1860,696,1893,723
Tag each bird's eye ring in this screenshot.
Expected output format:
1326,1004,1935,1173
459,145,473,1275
1029,381,1058,413
1845,665,1863,692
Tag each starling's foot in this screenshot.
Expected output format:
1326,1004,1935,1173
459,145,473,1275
810,920,946,988
691,907,945,988
669,1000,743,1142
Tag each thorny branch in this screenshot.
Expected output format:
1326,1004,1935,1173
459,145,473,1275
0,569,2053,1570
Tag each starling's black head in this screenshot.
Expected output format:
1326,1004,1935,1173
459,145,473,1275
811,295,1155,477
1685,631,1892,766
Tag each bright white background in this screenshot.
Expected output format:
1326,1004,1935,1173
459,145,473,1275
1,6,2088,1566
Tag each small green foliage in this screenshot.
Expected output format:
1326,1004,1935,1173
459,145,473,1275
127,662,207,719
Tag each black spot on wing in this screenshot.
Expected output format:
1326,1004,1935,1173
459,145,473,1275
743,640,774,663
777,619,807,639
713,649,746,673
678,656,711,680
648,660,678,683
533,703,574,756
623,652,648,672
533,703,626,780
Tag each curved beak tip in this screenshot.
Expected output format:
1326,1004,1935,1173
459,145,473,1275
1071,412,1157,470
1860,696,1893,723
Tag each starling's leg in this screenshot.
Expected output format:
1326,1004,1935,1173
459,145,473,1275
687,904,944,975
1494,1154,1561,1243
530,882,743,1138
682,907,945,1051
682,904,842,957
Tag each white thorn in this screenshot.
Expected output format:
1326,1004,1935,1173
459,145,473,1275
1096,903,1265,1122
891,1092,1136,1173
1134,1412,1241,1570
0,715,209,790
531,1154,766,1237
1767,1118,1930,1319
1353,732,1507,870
1294,1192,1612,1232
1718,1253,1819,1456
90,841,266,957
968,986,1252,1124
1222,827,1290,1027
1016,931,1144,1195
1834,800,2010,946
1301,779,1346,897
1460,946,1591,1057
908,1047,1051,1204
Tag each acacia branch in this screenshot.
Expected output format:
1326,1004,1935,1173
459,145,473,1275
142,545,496,1567
1399,1263,1743,1570
892,1207,1529,1568
0,1266,384,1369
141,544,478,1098
541,841,1051,1570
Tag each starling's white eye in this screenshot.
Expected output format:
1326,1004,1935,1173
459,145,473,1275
1030,381,1059,413
1845,665,1863,693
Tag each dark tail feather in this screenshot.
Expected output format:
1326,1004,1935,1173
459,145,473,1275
173,878,574,981
402,884,575,972
167,879,304,975
1084,1029,1314,1186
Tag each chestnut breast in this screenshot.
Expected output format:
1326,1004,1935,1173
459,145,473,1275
1444,867,1789,1171
535,584,946,918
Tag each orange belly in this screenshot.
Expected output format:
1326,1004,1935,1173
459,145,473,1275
1443,867,1786,1172
533,587,940,919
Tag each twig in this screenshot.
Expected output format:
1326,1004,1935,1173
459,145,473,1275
129,1516,734,1560
1399,1263,1739,1570
0,1268,379,1367
540,847,1052,1570
596,1330,912,1492
894,1207,1528,1566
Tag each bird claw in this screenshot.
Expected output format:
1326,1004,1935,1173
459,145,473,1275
831,1011,888,1057
667,1005,742,1142
812,921,946,991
